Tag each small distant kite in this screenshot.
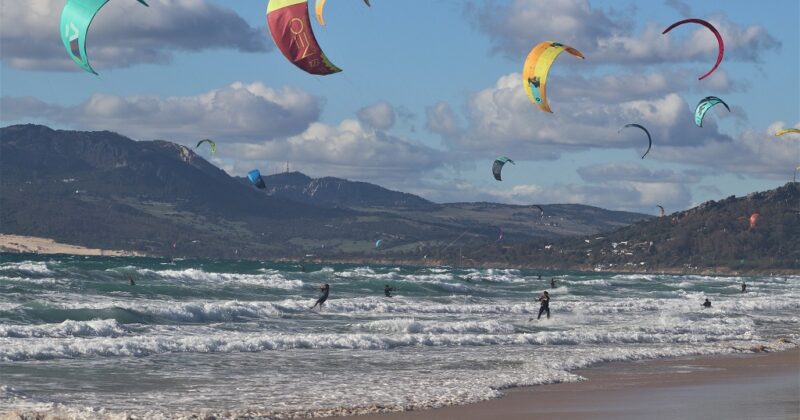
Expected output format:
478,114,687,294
492,157,515,181
248,169,266,189
533,205,544,218
60,0,150,74
522,41,585,113
775,128,800,136
694,96,730,127
656,205,665,217
620,123,653,159
195,139,216,155
495,226,504,242
267,0,341,75
748,212,760,230
315,0,371,26
662,18,724,81
375,239,383,249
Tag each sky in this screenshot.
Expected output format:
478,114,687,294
1,0,798,215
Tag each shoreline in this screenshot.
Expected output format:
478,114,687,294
1,233,796,276
340,347,799,420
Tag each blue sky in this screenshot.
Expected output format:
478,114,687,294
1,0,798,214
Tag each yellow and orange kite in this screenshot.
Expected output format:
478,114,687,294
522,42,584,113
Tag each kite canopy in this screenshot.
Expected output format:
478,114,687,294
656,205,665,217
492,157,515,181
775,128,800,136
662,18,724,81
620,123,653,159
522,41,584,113
495,226,504,242
315,0,370,26
748,212,760,230
533,205,544,217
267,0,341,75
60,0,149,74
375,239,383,249
196,139,216,155
694,96,730,127
248,169,266,189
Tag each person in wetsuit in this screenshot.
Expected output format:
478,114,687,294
128,276,136,286
550,277,556,288
384,285,397,297
702,298,711,308
311,283,330,310
537,291,550,320
741,282,747,293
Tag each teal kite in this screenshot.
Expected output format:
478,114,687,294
60,0,149,75
694,96,730,127
492,157,515,181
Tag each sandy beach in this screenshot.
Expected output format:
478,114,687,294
344,348,800,420
0,234,143,257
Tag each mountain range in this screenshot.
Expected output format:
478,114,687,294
0,125,649,260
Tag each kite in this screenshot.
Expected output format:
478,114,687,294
248,169,266,189
775,128,800,136
657,205,665,217
375,239,383,249
492,157,515,181
662,18,724,81
694,96,730,127
495,226,504,242
267,0,341,75
60,0,149,74
748,213,760,230
315,0,370,26
522,41,585,113
533,205,544,217
620,123,653,159
195,139,216,155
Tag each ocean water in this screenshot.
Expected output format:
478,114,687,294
1,254,797,419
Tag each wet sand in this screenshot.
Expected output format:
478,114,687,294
343,348,799,420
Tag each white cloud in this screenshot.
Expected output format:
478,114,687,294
222,119,447,182
1,82,320,142
426,71,733,159
0,0,268,72
357,102,396,130
469,0,779,66
578,163,707,183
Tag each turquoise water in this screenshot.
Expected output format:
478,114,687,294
1,254,797,418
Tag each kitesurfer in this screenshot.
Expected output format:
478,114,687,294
537,291,550,320
128,276,136,286
384,285,397,297
741,282,747,293
702,298,712,308
311,283,330,310
550,277,556,288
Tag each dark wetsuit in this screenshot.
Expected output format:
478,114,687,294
702,299,711,308
312,285,330,309
550,278,556,288
741,283,747,293
537,293,550,319
128,276,136,286
384,286,396,297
